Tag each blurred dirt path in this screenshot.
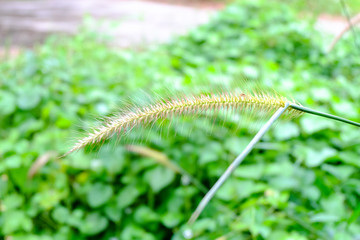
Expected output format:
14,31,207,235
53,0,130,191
0,0,216,49
315,14,353,35
0,0,354,55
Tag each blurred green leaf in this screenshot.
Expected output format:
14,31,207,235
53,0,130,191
105,204,122,222
134,206,159,224
117,184,142,209
161,212,183,228
224,137,250,155
87,183,113,208
322,164,355,180
273,122,300,140
310,213,340,223
17,86,42,110
0,90,16,115
321,194,346,218
305,147,337,167
2,210,33,234
52,206,70,224
234,164,264,179
3,193,24,210
79,212,108,235
300,116,335,134
144,166,175,193
121,224,156,240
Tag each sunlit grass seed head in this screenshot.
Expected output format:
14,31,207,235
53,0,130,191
64,90,303,156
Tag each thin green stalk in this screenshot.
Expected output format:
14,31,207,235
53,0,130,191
187,103,359,226
290,104,360,127
187,103,290,225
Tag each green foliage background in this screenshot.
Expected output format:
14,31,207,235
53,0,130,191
0,0,359,239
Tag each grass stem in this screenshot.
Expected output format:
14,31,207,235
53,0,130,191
187,103,290,225
290,104,360,127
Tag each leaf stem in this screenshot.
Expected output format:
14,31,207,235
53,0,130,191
289,104,360,127
187,103,290,225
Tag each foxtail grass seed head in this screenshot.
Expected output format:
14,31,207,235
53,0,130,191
64,90,303,156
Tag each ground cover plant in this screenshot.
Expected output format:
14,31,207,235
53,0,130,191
0,0,360,239
275,0,360,14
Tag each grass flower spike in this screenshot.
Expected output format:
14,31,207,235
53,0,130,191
64,90,302,156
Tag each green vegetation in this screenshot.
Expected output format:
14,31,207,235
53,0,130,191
0,0,359,239
275,0,360,15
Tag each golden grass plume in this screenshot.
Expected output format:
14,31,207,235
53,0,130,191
64,89,303,156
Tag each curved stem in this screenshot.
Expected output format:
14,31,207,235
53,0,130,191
289,104,360,128
187,103,290,225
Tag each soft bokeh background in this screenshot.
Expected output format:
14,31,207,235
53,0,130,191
0,0,360,239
